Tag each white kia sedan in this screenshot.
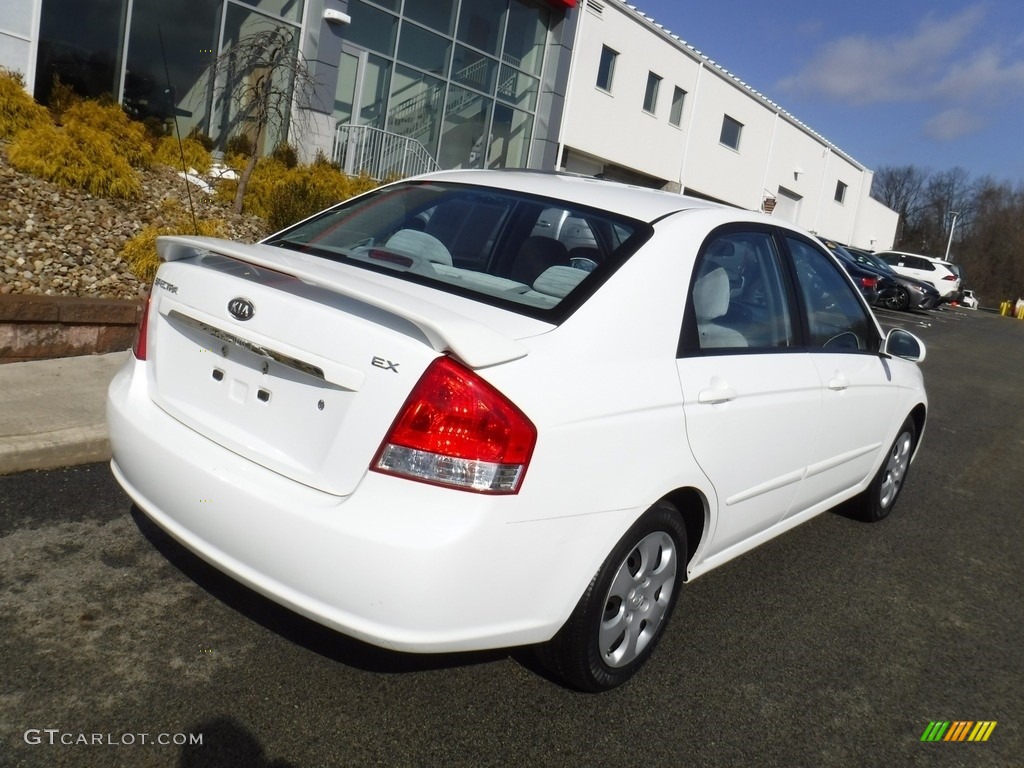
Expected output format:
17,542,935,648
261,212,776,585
108,170,927,691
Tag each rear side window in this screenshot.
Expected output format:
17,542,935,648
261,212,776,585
264,181,649,320
685,230,795,353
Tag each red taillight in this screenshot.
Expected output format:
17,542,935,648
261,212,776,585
132,294,152,360
942,275,958,281
373,357,536,494
859,276,878,289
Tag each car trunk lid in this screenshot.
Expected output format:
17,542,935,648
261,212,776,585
142,236,534,496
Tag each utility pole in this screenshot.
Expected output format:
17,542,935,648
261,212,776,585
944,210,960,261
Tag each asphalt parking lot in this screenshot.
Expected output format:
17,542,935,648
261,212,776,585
1,305,1021,767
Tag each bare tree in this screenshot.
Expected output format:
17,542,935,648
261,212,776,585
871,165,927,247
873,163,1024,302
207,26,319,213
959,179,1024,301
923,167,974,257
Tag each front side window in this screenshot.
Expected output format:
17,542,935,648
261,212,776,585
596,45,617,91
786,236,874,351
720,115,743,150
264,182,650,321
643,71,661,113
686,230,795,353
834,181,847,204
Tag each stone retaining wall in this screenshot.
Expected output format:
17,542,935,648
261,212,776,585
0,295,143,363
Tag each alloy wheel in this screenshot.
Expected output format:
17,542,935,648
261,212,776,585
599,531,677,668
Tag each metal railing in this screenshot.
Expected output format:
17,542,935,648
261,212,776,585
333,123,440,180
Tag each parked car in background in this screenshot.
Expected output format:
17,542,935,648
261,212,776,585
874,250,961,303
108,170,928,692
819,239,897,308
961,289,980,309
840,245,942,311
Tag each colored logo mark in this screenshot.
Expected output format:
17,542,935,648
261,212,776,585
920,721,997,742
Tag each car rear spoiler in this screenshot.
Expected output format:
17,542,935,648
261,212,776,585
156,236,529,369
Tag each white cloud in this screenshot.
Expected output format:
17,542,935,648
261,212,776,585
923,109,985,141
775,5,1024,142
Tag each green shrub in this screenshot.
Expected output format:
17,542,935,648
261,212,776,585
154,135,212,174
187,127,215,152
271,141,299,169
267,164,379,231
142,116,168,139
47,75,80,123
121,200,227,282
0,68,49,140
213,154,381,227
225,133,254,157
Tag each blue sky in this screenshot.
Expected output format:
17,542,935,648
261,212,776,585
630,0,1024,184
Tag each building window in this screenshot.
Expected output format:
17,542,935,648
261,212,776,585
642,71,661,114
596,45,617,91
669,86,686,126
834,180,848,204
720,115,742,150
35,0,130,104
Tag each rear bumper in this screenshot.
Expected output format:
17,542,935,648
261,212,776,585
107,358,629,653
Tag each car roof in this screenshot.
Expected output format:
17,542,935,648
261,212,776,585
412,169,726,223
876,249,954,267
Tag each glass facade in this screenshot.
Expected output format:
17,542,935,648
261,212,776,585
122,0,222,134
28,0,563,171
337,0,552,169
34,0,303,154
34,0,128,104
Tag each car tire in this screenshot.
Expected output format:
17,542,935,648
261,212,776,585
536,501,686,692
860,417,916,522
890,287,910,311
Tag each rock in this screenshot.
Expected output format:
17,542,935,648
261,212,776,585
0,147,269,300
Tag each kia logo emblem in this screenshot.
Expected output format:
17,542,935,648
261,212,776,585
228,298,255,321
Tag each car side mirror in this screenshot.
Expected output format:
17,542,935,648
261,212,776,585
882,328,926,362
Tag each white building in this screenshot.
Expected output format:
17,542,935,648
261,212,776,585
1,0,897,248
557,0,898,249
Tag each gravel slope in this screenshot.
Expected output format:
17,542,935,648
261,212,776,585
0,145,268,300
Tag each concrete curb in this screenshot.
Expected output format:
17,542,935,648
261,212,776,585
0,424,111,474
0,350,128,475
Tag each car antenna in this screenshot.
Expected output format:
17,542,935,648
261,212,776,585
158,24,199,235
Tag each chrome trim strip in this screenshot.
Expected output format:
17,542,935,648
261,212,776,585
169,310,326,381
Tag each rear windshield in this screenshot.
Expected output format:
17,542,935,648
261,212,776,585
263,181,650,320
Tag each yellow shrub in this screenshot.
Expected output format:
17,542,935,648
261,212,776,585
8,122,141,199
154,135,212,174
213,155,382,227
0,68,49,139
214,157,289,219
7,97,157,198
121,200,227,282
63,100,152,169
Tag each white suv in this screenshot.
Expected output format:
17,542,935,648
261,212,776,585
874,250,961,302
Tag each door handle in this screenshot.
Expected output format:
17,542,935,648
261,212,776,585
828,375,849,391
698,387,737,404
